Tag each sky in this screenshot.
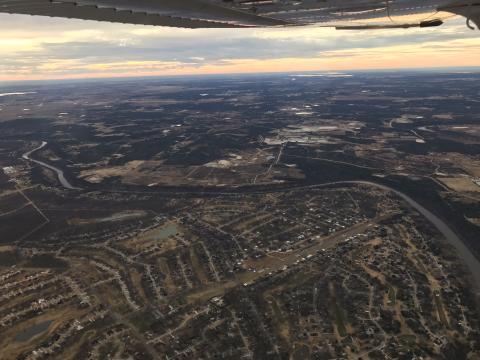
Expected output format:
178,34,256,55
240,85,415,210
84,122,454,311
0,13,479,81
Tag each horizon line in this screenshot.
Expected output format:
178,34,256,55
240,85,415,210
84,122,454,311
1,65,480,85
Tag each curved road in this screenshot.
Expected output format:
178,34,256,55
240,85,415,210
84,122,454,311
22,141,79,190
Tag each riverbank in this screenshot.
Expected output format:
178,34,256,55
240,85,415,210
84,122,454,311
22,142,79,190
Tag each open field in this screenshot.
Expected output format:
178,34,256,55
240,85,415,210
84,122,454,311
439,177,480,193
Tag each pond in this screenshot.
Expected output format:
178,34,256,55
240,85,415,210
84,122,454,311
154,224,178,241
15,320,53,342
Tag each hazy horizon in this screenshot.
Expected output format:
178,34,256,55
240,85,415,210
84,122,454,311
1,65,480,86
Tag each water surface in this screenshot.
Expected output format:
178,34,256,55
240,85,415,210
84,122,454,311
15,320,52,342
154,224,178,241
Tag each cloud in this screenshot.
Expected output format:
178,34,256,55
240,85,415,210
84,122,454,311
0,13,478,81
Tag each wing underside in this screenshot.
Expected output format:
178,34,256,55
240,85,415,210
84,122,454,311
0,0,476,28
0,0,290,27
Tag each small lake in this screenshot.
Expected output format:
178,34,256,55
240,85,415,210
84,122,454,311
15,320,52,342
154,224,178,241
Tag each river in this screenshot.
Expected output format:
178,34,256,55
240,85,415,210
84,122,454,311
18,145,480,287
22,141,79,190
340,181,480,288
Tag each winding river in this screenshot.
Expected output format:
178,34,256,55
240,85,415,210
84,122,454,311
22,141,78,190
19,144,479,287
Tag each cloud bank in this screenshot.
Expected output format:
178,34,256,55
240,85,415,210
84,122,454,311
0,14,479,81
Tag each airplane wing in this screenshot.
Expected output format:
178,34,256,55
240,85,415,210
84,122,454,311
0,0,290,28
0,0,478,29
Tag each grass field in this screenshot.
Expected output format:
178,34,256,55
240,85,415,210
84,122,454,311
439,177,480,193
328,283,347,338
433,290,449,327
388,285,396,304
